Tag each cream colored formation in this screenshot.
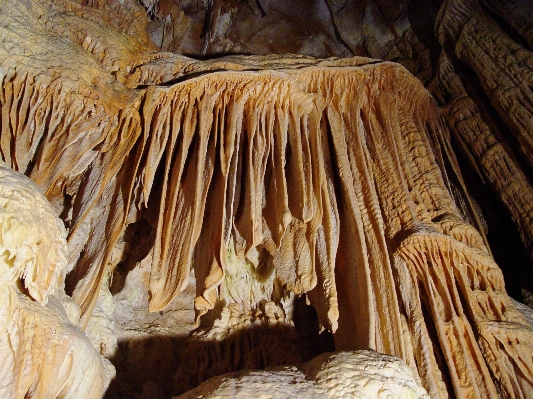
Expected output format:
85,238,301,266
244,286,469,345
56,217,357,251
0,161,111,398
0,0,533,398
176,350,430,399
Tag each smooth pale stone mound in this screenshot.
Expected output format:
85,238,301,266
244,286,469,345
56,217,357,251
302,350,430,399
174,365,326,399
175,350,429,399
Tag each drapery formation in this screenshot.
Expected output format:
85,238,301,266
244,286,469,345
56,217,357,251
1,0,533,398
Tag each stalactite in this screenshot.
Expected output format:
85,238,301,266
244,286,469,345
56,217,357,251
481,0,533,50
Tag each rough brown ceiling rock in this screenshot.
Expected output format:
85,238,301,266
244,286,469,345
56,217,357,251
142,0,428,62
1,0,533,398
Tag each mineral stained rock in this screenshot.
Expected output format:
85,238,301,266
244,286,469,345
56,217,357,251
432,50,533,265
176,350,430,399
437,0,533,170
1,0,533,398
0,161,110,399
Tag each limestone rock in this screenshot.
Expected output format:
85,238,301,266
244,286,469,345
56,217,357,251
175,350,429,399
432,50,533,264
0,162,110,398
302,350,430,399
513,298,533,329
85,273,119,359
481,0,533,50
437,0,533,170
0,289,112,399
175,365,326,399
1,1,533,398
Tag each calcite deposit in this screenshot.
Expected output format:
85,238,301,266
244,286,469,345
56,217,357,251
176,350,430,399
437,0,533,170
431,51,533,262
0,161,111,398
302,350,430,399
1,0,533,398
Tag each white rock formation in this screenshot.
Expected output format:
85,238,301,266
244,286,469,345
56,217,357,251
175,350,429,399
175,366,326,399
302,351,430,399
0,161,111,399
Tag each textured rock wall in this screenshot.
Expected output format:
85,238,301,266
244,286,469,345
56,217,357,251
176,350,430,399
429,0,533,300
